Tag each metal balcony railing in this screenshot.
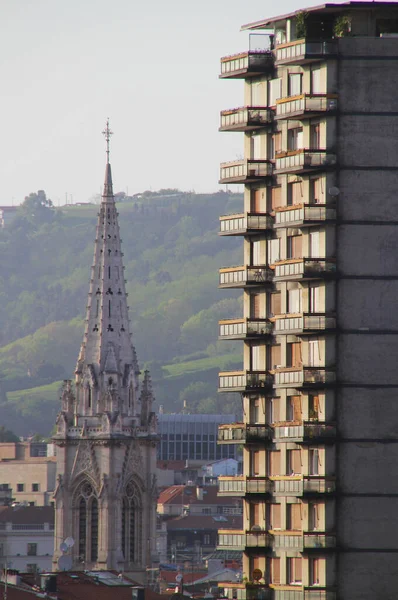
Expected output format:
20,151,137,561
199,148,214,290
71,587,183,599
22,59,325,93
274,205,336,227
273,314,336,334
219,265,273,287
275,150,337,173
218,423,273,444
219,318,273,339
276,94,338,119
220,160,273,183
220,50,274,78
219,370,273,392
220,107,273,130
273,258,337,280
220,212,274,235
275,39,338,63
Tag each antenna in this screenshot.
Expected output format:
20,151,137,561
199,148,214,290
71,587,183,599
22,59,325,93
102,119,113,164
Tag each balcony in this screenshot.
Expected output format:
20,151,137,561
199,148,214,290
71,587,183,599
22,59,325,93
218,370,273,393
275,94,338,120
274,367,336,388
220,50,274,79
220,107,273,132
218,422,273,444
219,212,274,236
274,205,336,228
273,314,336,335
219,266,273,289
219,318,273,340
218,476,273,496
220,160,273,184
273,587,337,600
272,531,336,552
273,476,336,496
219,582,271,600
274,150,337,175
273,258,337,281
218,529,272,552
275,39,338,65
273,422,336,444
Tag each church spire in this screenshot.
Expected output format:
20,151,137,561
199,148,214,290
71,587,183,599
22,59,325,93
102,120,114,198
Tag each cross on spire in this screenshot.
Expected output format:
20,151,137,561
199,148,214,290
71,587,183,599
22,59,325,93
102,119,113,164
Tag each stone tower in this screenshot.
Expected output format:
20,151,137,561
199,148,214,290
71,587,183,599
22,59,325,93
52,123,158,577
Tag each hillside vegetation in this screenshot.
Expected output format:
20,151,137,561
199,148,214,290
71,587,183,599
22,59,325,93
0,190,243,436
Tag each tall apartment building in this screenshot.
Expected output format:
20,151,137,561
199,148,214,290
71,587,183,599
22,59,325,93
217,3,398,599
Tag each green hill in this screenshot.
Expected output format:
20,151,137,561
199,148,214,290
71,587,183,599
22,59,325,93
0,190,243,436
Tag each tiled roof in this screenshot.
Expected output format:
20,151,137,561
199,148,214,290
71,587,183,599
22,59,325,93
0,506,54,524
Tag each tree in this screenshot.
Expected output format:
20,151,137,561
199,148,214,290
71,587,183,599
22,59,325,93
19,190,54,226
0,426,19,442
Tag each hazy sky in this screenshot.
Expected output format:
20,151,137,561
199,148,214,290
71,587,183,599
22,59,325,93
1,0,325,204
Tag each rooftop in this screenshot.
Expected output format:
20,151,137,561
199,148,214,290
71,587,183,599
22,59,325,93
0,506,54,525
158,485,238,506
166,514,242,531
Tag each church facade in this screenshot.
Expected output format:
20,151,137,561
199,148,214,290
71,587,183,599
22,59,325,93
52,126,157,577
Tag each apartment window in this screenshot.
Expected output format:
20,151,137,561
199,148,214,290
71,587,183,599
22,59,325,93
310,557,320,585
309,448,320,476
0,544,3,557
271,132,282,159
288,127,303,151
270,293,281,317
311,68,322,94
251,344,262,371
308,394,320,420
251,80,263,105
271,344,281,370
288,73,302,96
204,534,211,545
310,178,323,204
250,502,262,528
310,123,321,149
270,558,281,584
17,484,24,492
27,564,38,574
268,238,280,264
271,186,282,211
287,557,302,584
27,543,37,556
287,181,302,206
286,342,301,368
250,398,261,423
287,235,302,259
287,395,301,422
309,231,320,258
269,450,281,476
287,503,302,530
287,449,301,475
268,397,280,424
269,78,282,106
269,503,281,529
308,340,322,367
287,287,301,314
252,240,262,266
251,450,261,476
202,508,211,515
309,284,321,314
32,483,39,492
308,503,320,531
250,133,262,159
250,294,261,319
251,188,264,213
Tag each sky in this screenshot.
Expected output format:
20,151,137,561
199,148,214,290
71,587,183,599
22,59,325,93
1,0,328,204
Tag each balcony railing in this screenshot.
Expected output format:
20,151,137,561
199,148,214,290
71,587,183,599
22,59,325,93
220,107,273,131
276,94,338,119
273,532,336,551
274,205,336,227
218,529,272,551
220,160,273,183
219,318,273,340
273,476,336,496
220,50,274,78
220,212,274,235
275,39,338,64
218,423,273,444
219,583,271,600
219,370,273,392
273,314,336,334
273,258,337,280
273,422,336,443
274,367,336,387
218,476,273,496
219,266,273,288
273,588,337,600
275,150,337,174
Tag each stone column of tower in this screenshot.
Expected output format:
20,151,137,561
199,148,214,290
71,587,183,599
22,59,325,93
52,124,158,579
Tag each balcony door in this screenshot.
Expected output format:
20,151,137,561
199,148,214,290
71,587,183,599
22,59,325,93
311,68,322,94
309,283,321,313
252,240,262,266
251,344,261,371
308,339,322,367
250,293,262,319
309,448,320,476
251,133,262,159
251,188,263,213
251,80,263,106
309,231,320,258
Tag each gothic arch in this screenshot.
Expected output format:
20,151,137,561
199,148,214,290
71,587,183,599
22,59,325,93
73,478,99,564
121,479,142,565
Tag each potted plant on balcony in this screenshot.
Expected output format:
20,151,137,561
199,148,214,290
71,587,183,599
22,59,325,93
334,15,351,37
295,11,308,39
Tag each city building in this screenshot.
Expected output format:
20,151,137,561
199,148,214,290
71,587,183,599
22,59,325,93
0,206,18,228
158,414,238,462
0,442,56,506
156,457,239,487
52,123,158,578
0,506,54,573
217,3,398,599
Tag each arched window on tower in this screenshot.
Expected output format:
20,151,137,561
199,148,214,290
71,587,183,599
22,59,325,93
75,481,99,565
128,385,133,410
87,386,92,409
122,481,142,564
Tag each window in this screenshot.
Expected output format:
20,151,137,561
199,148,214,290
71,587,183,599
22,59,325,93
269,504,281,529
287,287,301,314
310,557,320,585
268,450,281,476
311,68,322,94
270,293,281,317
287,396,301,422
309,231,320,258
250,133,262,159
251,345,262,371
308,503,320,531
308,340,321,367
202,508,211,515
287,235,302,259
310,123,321,149
310,178,323,204
251,450,260,476
271,345,281,370
268,238,280,264
0,544,3,557
271,132,282,159
287,181,302,206
268,397,280,424
309,449,320,475
252,240,262,266
287,503,302,530
204,534,211,545
250,294,261,319
309,284,321,314
32,483,39,492
287,449,301,475
288,73,302,96
286,342,301,368
288,127,303,151
17,484,24,492
250,398,261,423
269,78,282,106
27,543,37,556
271,186,282,211
250,503,262,528
270,558,281,584
309,394,320,420
287,557,302,584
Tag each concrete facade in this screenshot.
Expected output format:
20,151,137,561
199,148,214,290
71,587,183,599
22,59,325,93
217,3,398,599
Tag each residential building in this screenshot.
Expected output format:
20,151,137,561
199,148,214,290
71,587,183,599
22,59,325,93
218,3,398,599
157,485,242,519
52,123,158,578
158,414,237,462
0,206,18,228
0,485,13,507
156,457,239,487
0,442,56,506
0,506,54,573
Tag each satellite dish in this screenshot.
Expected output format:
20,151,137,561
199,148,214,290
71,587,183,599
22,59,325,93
59,542,68,553
58,555,72,571
64,537,75,548
328,186,340,197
